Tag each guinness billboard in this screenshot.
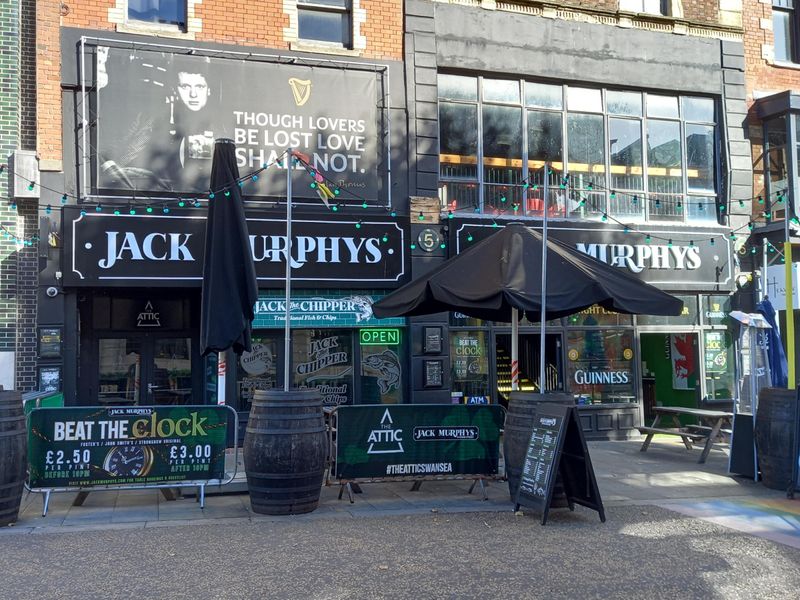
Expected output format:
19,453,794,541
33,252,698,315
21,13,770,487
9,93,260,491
95,47,383,200
63,208,407,288
452,221,733,292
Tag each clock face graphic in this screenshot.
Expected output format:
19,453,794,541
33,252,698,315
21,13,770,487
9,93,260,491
103,446,154,477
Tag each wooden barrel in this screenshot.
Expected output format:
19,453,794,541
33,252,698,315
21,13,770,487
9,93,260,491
503,391,573,501
754,387,797,491
243,389,328,515
0,391,27,526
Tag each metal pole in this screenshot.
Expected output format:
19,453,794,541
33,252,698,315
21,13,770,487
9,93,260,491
761,237,768,302
511,308,519,392
539,165,549,395
785,216,795,389
284,148,293,392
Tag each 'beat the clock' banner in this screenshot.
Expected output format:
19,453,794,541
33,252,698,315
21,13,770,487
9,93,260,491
27,406,228,489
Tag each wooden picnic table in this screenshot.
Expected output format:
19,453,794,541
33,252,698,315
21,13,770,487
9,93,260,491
637,406,733,464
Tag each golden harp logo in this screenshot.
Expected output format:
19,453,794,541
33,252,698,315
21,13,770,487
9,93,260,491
288,78,312,106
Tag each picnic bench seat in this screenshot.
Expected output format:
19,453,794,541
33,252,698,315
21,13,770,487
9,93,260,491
638,406,733,463
636,426,706,442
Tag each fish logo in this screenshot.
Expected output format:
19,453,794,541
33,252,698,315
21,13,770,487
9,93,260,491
288,78,312,106
343,295,374,323
363,350,401,394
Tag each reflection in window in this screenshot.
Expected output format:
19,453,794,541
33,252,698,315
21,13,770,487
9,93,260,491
237,335,278,412
437,74,718,223
773,0,796,63
128,0,186,27
297,0,352,46
98,338,141,405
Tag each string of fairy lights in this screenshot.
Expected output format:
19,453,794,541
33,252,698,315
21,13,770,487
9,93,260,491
0,158,794,253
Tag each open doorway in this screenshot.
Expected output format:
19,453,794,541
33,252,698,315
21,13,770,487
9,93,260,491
495,333,562,407
639,332,699,423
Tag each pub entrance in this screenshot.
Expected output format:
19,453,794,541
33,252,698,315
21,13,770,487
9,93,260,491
96,334,196,405
79,292,202,407
639,331,701,423
495,333,563,406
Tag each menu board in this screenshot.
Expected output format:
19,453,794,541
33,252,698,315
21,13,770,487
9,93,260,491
514,403,606,525
515,407,566,521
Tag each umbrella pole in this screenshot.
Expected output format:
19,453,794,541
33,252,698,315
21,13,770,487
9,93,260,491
511,308,519,392
539,165,549,395
284,147,293,392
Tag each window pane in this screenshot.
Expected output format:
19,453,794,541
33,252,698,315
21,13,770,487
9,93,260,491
766,117,789,193
647,119,682,190
98,338,142,405
609,118,643,189
527,110,563,164
685,195,718,223
237,336,278,412
773,10,793,62
483,105,522,162
438,74,478,101
704,330,735,401
128,0,186,25
567,87,602,112
525,82,563,109
686,124,715,191
292,330,354,407
362,345,403,404
298,10,351,45
607,90,642,116
682,97,715,122
439,181,479,213
609,118,644,218
439,102,478,179
483,78,520,104
451,331,491,401
298,0,346,6
565,330,636,404
567,113,605,186
647,94,679,118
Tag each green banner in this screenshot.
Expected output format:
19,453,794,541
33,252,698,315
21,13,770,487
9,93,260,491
335,404,504,479
28,406,228,489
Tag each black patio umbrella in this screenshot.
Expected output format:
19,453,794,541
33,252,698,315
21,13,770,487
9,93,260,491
373,222,682,394
200,139,258,356
372,222,683,322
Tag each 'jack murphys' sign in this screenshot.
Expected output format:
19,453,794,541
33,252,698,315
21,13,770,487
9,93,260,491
63,208,406,288
454,223,733,291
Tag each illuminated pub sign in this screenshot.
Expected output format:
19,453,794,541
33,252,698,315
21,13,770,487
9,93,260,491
359,328,401,345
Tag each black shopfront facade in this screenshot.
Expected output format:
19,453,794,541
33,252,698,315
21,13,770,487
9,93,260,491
404,219,737,440
44,29,411,431
60,208,410,427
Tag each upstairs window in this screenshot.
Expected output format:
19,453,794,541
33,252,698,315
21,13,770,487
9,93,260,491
128,1,186,28
297,0,352,47
773,0,798,63
619,0,670,16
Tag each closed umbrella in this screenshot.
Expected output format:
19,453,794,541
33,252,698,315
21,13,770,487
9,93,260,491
756,297,788,388
200,139,258,358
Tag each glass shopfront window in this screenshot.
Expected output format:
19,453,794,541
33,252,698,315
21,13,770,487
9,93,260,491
361,343,403,404
565,330,636,404
704,330,735,401
292,329,354,407
437,74,720,223
236,334,279,411
637,295,699,326
450,330,490,402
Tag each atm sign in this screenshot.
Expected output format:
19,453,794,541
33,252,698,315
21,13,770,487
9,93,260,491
360,328,401,345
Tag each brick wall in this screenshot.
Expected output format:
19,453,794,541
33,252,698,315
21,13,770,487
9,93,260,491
37,0,62,166
743,0,800,101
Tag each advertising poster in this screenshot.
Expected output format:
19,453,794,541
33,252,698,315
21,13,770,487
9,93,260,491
28,406,228,489
335,404,504,479
95,47,381,199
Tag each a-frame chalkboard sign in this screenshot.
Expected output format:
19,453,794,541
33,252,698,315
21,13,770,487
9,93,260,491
514,403,605,525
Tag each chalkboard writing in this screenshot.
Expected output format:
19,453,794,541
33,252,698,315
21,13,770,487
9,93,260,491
515,404,606,525
519,414,563,501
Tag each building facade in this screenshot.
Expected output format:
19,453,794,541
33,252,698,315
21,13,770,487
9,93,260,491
741,0,800,379
29,1,752,440
404,0,751,437
0,0,38,393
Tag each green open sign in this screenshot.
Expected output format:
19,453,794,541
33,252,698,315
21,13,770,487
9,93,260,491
359,328,401,345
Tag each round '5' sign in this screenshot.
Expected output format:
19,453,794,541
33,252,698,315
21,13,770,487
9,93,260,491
417,228,441,252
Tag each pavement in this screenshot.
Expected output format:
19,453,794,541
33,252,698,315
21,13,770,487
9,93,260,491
3,436,797,548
